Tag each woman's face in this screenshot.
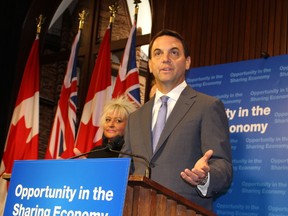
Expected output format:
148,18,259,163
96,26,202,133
103,111,127,139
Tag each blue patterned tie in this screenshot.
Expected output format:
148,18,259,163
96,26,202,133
153,96,169,152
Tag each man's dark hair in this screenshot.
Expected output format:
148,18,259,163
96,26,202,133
148,29,190,59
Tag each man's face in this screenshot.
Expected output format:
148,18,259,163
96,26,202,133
149,35,191,90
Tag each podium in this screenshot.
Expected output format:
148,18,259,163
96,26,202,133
125,175,216,216
2,159,216,216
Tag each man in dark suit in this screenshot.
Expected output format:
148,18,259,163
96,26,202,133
120,29,232,211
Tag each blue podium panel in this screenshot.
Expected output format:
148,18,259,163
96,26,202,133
5,158,131,216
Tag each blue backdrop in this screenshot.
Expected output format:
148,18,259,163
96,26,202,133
186,55,288,216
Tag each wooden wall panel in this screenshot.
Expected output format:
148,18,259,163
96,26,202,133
3,0,288,160
262,0,270,55
150,0,288,68
267,0,276,56
280,0,288,54
255,0,263,58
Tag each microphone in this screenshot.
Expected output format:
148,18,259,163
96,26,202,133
107,135,124,151
107,143,151,179
70,136,124,159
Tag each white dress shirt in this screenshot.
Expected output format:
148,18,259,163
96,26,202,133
152,81,187,130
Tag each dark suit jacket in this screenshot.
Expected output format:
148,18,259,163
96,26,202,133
120,86,232,211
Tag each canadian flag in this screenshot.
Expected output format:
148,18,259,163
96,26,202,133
74,27,112,154
0,36,40,214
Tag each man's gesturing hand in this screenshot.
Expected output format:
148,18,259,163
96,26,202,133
180,150,213,186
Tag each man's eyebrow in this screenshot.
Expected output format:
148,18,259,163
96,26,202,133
171,47,180,50
152,47,180,52
152,48,162,52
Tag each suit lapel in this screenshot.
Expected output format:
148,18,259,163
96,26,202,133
140,99,154,158
153,87,197,154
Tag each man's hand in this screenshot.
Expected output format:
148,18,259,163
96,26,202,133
180,150,213,186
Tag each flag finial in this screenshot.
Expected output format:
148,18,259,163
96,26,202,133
78,10,88,30
134,0,141,22
134,0,142,7
109,2,119,24
36,14,45,34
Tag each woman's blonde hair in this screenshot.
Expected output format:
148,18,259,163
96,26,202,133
99,95,138,127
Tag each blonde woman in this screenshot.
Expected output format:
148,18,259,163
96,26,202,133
87,96,137,158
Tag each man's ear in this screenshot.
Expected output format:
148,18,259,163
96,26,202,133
148,59,152,73
185,56,191,70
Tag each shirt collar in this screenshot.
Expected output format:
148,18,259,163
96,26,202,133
154,80,187,103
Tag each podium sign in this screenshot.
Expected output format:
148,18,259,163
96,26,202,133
4,158,131,216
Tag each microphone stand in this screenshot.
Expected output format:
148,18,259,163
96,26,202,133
69,146,109,159
107,145,151,179
69,143,151,179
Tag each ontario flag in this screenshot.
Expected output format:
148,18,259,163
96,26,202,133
74,27,112,155
112,20,141,106
0,35,39,213
45,30,80,159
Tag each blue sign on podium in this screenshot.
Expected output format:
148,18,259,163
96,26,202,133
4,158,131,216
